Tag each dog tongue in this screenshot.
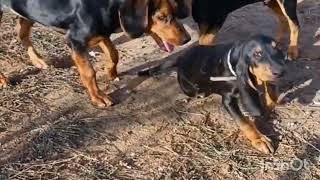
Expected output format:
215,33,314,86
157,40,174,53
163,41,174,53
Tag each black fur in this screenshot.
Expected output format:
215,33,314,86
0,0,191,107
0,0,190,53
192,0,299,36
138,35,286,118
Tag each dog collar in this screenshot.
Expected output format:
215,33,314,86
226,49,237,77
210,49,258,91
210,49,237,81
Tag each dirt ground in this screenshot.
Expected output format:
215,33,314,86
1,0,320,179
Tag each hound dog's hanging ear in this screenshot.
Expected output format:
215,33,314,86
233,45,263,117
235,50,259,91
233,44,251,88
119,0,149,38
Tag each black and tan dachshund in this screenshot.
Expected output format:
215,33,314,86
0,0,191,107
190,0,300,60
139,35,286,154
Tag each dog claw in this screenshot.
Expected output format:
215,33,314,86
251,135,275,154
91,92,114,108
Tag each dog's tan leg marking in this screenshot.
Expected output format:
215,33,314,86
88,36,119,81
269,0,299,59
198,24,218,45
239,117,274,154
71,50,113,108
98,39,119,81
17,17,48,69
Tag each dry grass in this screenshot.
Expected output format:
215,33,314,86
1,5,320,179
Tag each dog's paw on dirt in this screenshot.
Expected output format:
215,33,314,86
251,135,275,154
31,57,49,70
91,92,114,108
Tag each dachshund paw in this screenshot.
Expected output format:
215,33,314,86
91,92,114,108
251,135,274,154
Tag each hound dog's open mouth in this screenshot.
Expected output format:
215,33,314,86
156,39,175,53
149,32,175,53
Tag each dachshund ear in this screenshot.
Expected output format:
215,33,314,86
236,58,250,87
235,54,263,116
119,0,149,38
234,46,263,116
233,44,250,88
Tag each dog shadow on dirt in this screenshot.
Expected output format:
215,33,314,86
0,69,183,166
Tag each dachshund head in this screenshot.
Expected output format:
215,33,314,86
234,35,286,88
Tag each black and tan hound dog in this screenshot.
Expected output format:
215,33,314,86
0,0,191,107
139,35,286,153
190,0,300,60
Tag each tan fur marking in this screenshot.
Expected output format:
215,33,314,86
250,64,274,83
17,17,48,69
239,117,274,154
269,0,299,59
264,82,279,110
98,38,119,81
149,0,189,45
198,24,217,45
88,36,119,81
0,73,8,88
71,50,113,108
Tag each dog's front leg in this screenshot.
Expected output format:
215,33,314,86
69,39,113,108
17,17,48,69
98,38,119,81
88,36,119,82
222,94,274,154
